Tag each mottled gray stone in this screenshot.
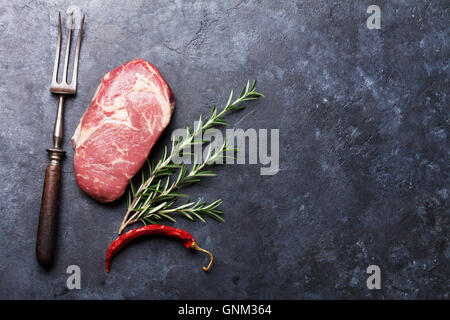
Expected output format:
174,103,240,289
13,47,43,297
0,0,448,299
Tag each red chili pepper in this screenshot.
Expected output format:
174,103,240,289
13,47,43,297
105,225,213,272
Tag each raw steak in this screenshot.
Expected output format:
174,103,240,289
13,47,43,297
72,59,175,203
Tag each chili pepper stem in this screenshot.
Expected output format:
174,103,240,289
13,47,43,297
191,242,213,272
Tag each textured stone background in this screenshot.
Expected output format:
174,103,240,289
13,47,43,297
0,0,448,299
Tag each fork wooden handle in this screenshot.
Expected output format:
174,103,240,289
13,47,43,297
36,163,62,269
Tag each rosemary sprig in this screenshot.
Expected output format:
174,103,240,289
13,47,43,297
118,80,263,234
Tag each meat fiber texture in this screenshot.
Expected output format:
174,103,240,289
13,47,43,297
72,59,175,203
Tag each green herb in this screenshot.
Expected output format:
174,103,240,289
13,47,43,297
118,80,263,234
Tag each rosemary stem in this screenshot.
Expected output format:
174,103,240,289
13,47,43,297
117,80,262,230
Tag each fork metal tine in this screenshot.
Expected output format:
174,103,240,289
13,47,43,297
71,13,85,87
61,12,73,84
51,12,61,85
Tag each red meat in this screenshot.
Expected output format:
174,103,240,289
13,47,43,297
72,59,174,203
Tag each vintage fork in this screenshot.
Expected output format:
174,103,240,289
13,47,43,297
36,12,85,269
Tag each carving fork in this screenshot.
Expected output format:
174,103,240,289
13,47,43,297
36,12,85,269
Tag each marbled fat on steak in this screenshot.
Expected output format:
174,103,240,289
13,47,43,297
72,59,175,203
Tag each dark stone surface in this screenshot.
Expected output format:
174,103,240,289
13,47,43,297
0,0,448,299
